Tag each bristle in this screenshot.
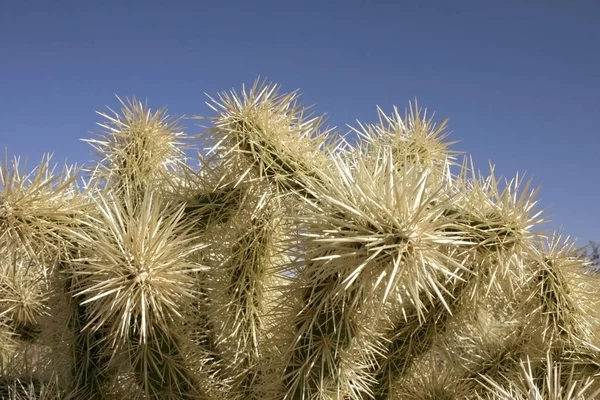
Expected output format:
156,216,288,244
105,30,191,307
200,79,335,199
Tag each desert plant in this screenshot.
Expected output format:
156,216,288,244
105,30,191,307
582,241,599,273
0,80,598,400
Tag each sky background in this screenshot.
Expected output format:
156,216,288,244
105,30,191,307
1,0,598,246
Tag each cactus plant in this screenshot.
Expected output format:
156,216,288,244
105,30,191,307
0,80,599,399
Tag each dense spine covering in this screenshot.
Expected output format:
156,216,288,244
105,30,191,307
0,80,599,399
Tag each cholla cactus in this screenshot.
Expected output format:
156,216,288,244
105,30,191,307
1,80,599,400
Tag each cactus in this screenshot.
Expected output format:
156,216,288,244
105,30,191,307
0,80,599,399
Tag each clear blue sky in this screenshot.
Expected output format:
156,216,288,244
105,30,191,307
1,1,598,245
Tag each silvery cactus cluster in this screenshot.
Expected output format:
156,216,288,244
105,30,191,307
1,81,599,400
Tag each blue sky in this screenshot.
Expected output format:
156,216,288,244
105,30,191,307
1,1,598,246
